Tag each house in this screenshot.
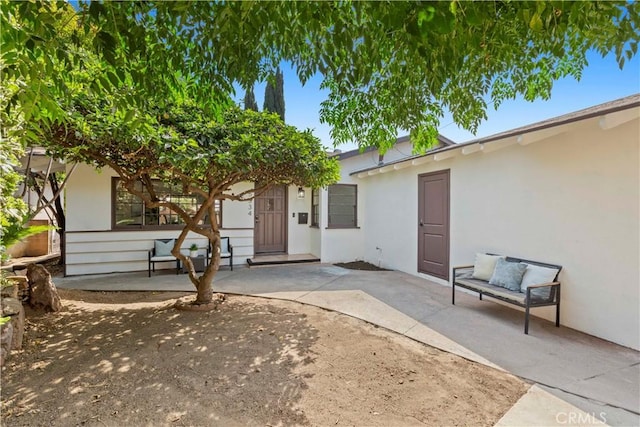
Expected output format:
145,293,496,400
63,94,640,350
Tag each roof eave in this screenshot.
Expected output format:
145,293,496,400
349,94,640,177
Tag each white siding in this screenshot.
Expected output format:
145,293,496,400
64,165,321,274
65,167,257,274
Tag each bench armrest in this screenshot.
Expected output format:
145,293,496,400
452,265,474,281
526,281,560,289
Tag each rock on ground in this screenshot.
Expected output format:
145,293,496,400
27,264,62,312
0,297,25,366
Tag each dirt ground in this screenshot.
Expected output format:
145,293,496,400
1,290,529,426
335,261,390,271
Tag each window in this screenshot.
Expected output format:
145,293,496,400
327,184,357,228
112,178,221,229
311,188,320,227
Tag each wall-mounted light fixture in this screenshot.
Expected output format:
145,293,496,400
297,187,305,199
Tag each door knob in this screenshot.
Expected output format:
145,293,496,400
419,220,424,226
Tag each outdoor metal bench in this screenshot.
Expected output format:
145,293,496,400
148,238,181,277
452,255,562,334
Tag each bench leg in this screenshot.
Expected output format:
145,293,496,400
524,304,530,334
452,284,455,305
148,262,151,278
555,287,561,328
479,293,483,301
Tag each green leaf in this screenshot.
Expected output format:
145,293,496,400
107,71,120,87
417,6,435,26
530,13,544,32
124,110,135,123
88,2,105,20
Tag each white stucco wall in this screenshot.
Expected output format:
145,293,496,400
319,154,369,263
309,227,321,258
357,114,639,350
222,182,254,229
287,186,314,254
66,164,112,231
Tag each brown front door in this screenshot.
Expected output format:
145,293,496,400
418,170,450,280
254,185,287,254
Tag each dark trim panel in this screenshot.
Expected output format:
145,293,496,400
327,183,358,228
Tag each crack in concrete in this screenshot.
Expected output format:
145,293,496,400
291,273,349,302
580,361,640,382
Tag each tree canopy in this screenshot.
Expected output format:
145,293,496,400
40,95,339,302
3,1,638,152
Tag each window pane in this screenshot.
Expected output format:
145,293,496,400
115,201,143,226
328,184,357,227
311,189,319,226
113,178,221,229
115,181,144,226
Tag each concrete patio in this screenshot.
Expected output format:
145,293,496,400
55,263,639,426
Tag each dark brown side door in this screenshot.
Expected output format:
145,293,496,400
418,170,450,280
254,185,287,254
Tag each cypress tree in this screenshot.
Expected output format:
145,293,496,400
243,85,258,111
263,68,285,121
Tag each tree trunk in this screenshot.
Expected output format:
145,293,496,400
195,275,213,304
49,174,66,265
193,234,221,304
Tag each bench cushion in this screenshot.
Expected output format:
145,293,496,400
208,251,231,258
489,258,527,291
521,264,559,299
150,255,177,262
155,239,174,257
472,253,505,281
456,278,527,305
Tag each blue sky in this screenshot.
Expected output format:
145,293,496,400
235,50,639,151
